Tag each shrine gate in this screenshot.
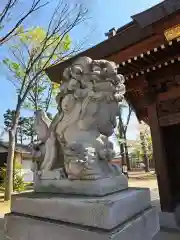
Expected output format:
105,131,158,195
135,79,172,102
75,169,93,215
46,0,180,227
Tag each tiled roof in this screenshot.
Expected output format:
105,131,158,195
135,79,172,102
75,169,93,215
46,0,180,83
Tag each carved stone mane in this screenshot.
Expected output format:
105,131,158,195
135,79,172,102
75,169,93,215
33,57,126,180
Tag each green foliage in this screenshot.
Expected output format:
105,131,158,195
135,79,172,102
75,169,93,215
0,161,25,192
3,58,25,80
3,109,38,144
23,76,59,111
2,26,67,112
18,27,71,64
14,26,71,72
3,109,24,143
116,136,126,144
130,145,142,162
3,109,16,130
130,124,153,164
19,116,37,143
13,162,26,192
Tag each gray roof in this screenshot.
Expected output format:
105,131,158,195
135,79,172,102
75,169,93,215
0,141,31,154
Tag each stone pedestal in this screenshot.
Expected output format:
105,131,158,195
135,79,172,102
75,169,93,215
34,172,128,196
4,188,159,240
159,211,180,230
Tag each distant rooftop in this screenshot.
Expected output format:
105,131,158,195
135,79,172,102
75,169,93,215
0,141,31,154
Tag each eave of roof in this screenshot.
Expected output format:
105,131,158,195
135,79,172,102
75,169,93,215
0,142,31,154
46,0,180,83
132,0,180,28
46,24,153,82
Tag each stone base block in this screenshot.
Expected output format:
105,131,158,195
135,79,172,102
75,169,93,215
10,188,151,230
159,211,180,230
4,207,159,240
34,174,128,196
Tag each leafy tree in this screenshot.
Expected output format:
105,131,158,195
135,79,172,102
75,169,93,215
3,1,87,201
4,110,37,144
0,161,25,192
0,0,47,46
139,122,151,172
20,117,37,144
129,147,141,168
130,122,153,171
4,109,16,131
139,130,149,172
3,109,26,144
146,134,153,162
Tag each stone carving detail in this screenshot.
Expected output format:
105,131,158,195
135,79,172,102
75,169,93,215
32,57,125,180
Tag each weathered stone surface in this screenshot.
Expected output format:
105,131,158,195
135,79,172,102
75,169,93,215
34,174,128,196
32,56,126,181
175,204,180,227
159,211,180,230
4,207,159,240
11,188,151,230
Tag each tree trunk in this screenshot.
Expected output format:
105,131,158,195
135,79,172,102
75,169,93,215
124,136,131,171
144,154,150,172
15,132,18,144
118,121,125,165
120,142,125,165
20,126,23,163
13,132,17,192
4,129,16,201
30,128,34,143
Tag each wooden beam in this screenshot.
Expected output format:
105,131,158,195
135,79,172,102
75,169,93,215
126,75,147,91
107,34,165,64
107,13,180,65
129,61,141,70
147,52,157,61
142,54,154,64
126,52,180,77
124,63,139,73
148,102,173,212
158,86,180,102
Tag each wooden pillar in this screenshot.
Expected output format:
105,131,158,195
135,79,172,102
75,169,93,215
148,102,173,212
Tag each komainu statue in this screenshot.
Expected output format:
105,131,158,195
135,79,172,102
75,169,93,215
32,57,126,181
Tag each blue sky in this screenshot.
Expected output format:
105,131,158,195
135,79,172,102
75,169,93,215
0,0,162,140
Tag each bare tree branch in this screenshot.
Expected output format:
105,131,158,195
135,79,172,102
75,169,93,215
3,0,89,201
0,0,49,46
0,0,18,25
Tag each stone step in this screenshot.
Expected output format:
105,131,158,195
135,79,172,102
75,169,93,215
34,174,128,196
4,207,159,240
11,188,151,230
